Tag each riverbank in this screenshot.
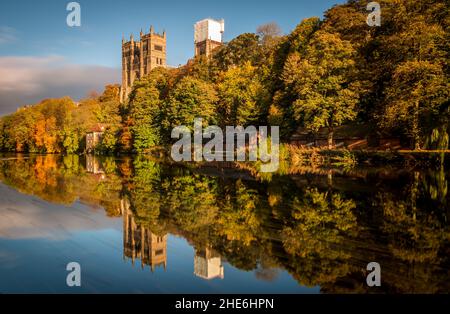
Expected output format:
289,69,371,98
3,146,449,175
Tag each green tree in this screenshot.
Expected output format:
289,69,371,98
0,119,4,151
218,62,269,126
164,76,218,129
213,33,263,71
378,16,449,149
288,31,360,148
62,125,79,154
383,60,449,149
267,17,320,138
127,69,170,152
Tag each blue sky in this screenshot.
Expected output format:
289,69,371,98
0,0,346,115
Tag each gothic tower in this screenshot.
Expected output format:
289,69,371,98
120,26,167,103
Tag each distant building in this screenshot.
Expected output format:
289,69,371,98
86,124,105,153
194,247,224,280
120,26,167,102
194,18,224,57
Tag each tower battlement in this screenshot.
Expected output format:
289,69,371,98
120,26,167,102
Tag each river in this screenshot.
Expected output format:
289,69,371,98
0,154,448,293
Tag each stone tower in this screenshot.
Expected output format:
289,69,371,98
120,26,167,102
194,18,224,57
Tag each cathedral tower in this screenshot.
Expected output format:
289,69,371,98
120,26,167,102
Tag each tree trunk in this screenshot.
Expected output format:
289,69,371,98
327,170,333,188
414,135,421,150
328,127,334,149
411,171,419,222
413,101,421,150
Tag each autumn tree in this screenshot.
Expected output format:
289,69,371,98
267,17,320,138
218,62,269,126
164,76,218,130
212,33,263,71
96,85,122,153
0,119,4,151
127,68,171,152
379,17,449,149
287,30,361,148
129,83,161,151
383,61,449,149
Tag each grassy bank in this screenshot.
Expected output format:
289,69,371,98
233,145,450,178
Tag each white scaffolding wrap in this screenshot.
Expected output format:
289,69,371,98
194,18,224,43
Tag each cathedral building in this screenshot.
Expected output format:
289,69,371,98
120,26,167,102
120,19,224,103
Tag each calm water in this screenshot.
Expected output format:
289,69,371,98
0,154,449,293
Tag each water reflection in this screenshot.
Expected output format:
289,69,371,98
0,154,449,293
122,199,167,272
194,247,224,280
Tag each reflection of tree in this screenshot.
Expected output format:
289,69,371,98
165,174,219,233
0,155,449,293
214,238,259,271
381,197,444,263
0,155,74,204
128,157,163,228
375,170,450,293
217,180,261,246
282,188,358,287
380,171,448,264
254,254,280,282
0,154,123,213
422,167,448,204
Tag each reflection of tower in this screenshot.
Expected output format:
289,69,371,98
121,198,167,271
194,247,224,280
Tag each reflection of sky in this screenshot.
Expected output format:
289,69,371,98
0,183,120,240
0,182,316,293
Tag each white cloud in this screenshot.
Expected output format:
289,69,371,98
0,55,120,115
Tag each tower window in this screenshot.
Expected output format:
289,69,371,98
154,45,163,51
